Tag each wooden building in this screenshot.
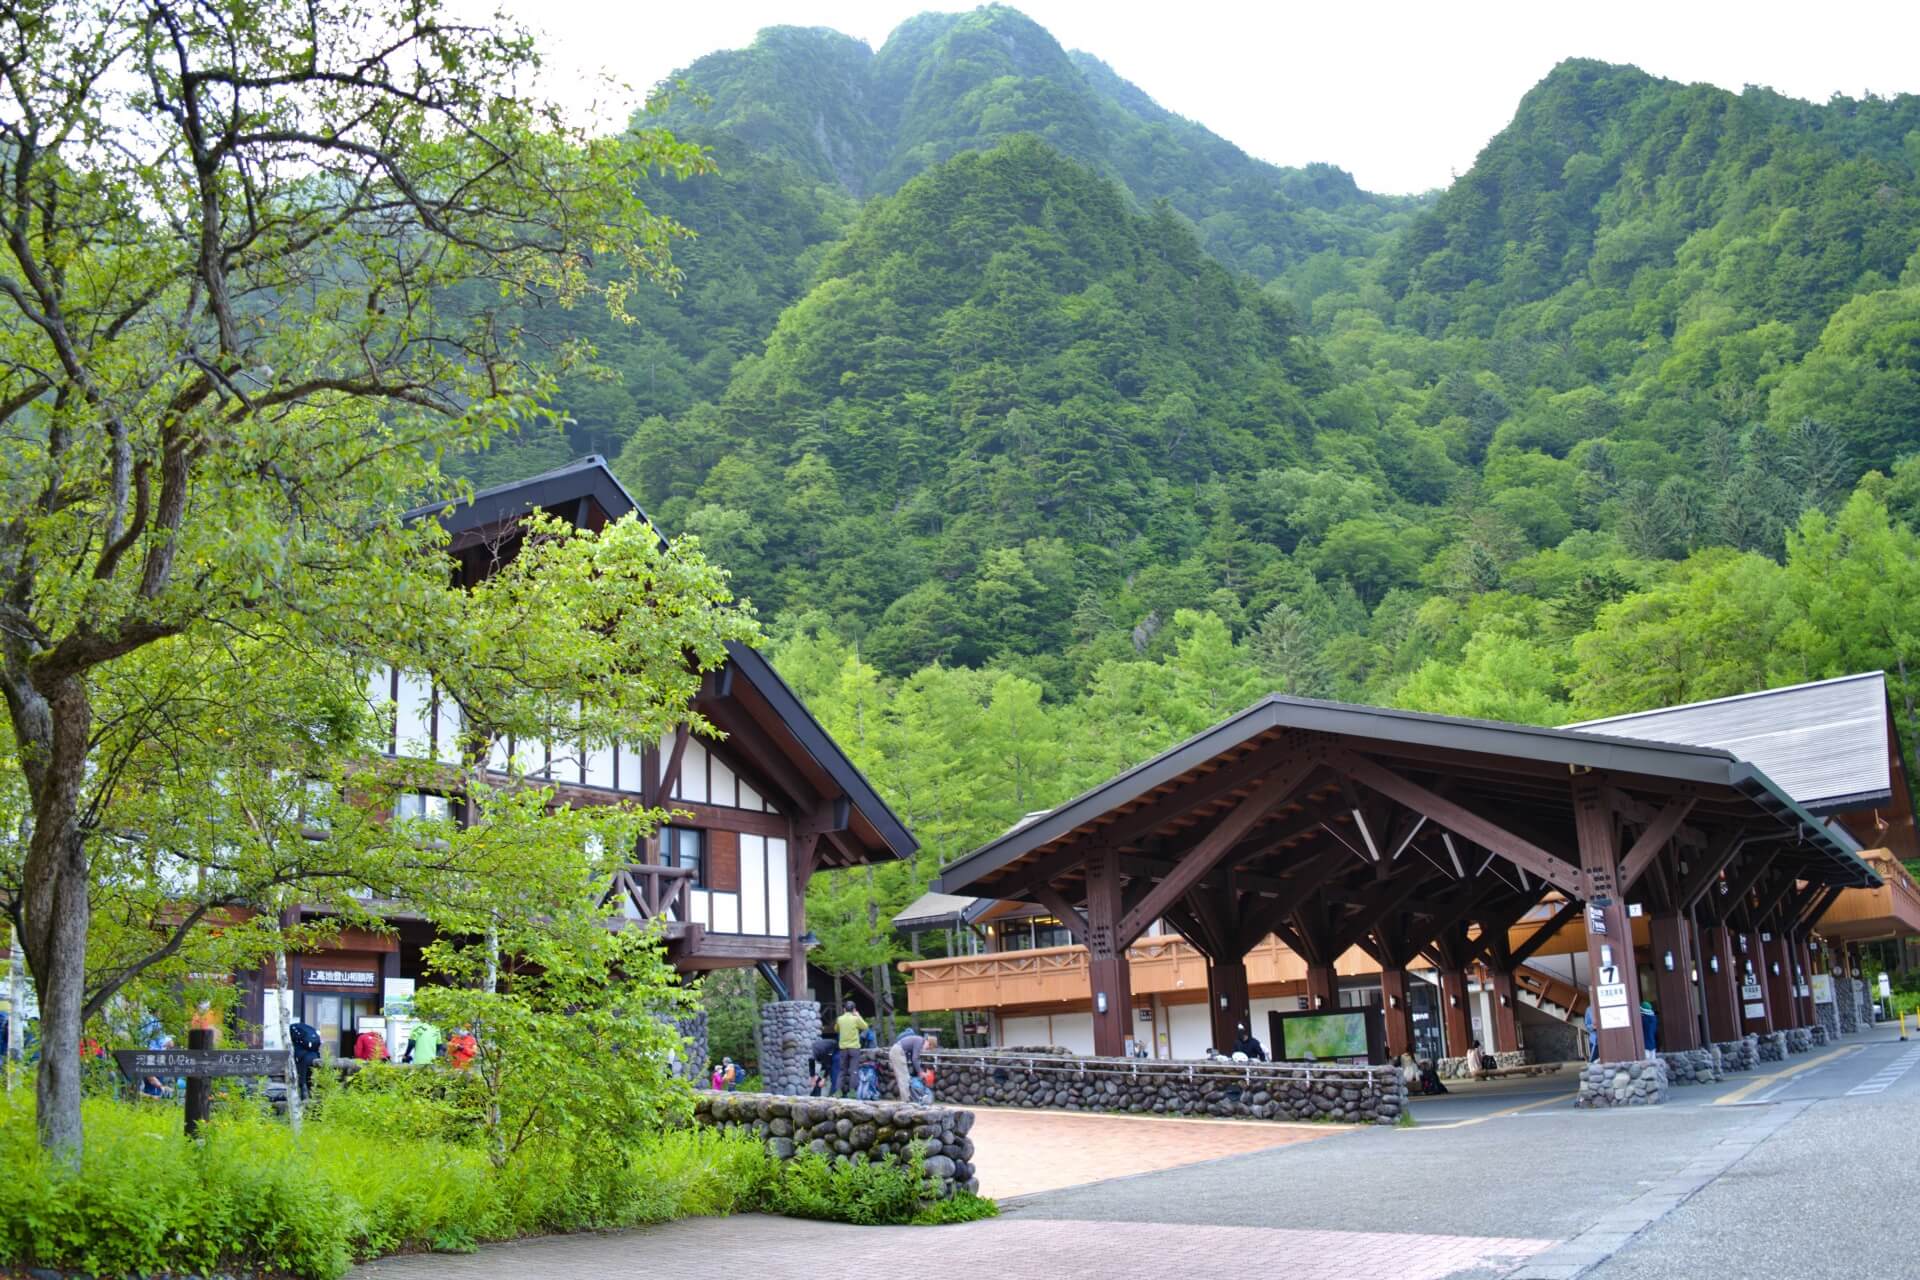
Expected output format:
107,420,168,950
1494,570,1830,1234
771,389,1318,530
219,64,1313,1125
249,457,915,1057
908,681,1898,1065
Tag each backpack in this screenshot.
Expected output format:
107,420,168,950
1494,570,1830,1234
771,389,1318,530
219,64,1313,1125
289,1022,321,1054
908,1072,934,1103
856,1063,880,1101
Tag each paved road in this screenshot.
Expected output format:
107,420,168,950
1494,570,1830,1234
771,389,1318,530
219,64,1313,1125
351,1024,1919,1280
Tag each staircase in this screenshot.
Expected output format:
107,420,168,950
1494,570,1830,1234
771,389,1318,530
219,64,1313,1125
1512,961,1588,1022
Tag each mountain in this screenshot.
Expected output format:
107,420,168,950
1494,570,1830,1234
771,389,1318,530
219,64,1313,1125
656,5,1409,277
455,13,1920,719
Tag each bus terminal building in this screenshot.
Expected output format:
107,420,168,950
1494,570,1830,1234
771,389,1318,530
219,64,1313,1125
901,674,1920,1101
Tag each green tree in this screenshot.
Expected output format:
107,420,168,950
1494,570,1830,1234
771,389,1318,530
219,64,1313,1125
0,0,715,1159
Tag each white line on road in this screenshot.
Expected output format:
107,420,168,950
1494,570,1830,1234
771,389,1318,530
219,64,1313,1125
1846,1045,1920,1096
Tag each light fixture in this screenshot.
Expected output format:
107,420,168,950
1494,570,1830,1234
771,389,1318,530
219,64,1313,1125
1663,950,1675,972
1499,994,1511,1008
1315,995,1326,1009
1770,962,1781,977
1709,955,1721,975
1389,994,1400,1009
1095,992,1108,1014
1449,994,1460,1008
1690,967,1699,983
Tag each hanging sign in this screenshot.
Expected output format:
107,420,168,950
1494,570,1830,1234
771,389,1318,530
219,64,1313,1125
1598,1004,1631,1029
1741,982,1764,1001
1811,974,1835,1004
1744,1002,1767,1019
1596,982,1629,1009
1586,904,1608,935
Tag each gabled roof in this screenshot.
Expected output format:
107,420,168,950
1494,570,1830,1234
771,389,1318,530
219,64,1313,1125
936,691,1880,896
892,891,980,931
1568,673,1895,815
411,455,916,862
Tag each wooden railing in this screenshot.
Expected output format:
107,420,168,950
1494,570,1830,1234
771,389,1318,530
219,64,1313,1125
615,863,696,930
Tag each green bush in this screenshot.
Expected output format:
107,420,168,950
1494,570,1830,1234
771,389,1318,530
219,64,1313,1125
0,1091,996,1280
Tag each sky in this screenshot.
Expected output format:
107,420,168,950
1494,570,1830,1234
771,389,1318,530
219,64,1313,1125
476,0,1920,194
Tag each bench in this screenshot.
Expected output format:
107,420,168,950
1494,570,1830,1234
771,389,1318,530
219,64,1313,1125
1477,1062,1565,1080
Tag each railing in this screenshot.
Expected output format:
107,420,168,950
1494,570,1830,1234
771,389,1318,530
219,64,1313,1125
1511,962,1587,1019
616,863,696,928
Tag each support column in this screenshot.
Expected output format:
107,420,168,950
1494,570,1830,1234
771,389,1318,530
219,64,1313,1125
1648,913,1701,1050
1205,954,1251,1054
1702,926,1741,1043
1489,967,1521,1056
1085,847,1133,1058
1438,967,1473,1057
1573,777,1647,1062
1380,967,1416,1061
782,833,820,1001
1763,931,1797,1029
1741,929,1775,1033
1793,934,1817,1026
1304,962,1338,1013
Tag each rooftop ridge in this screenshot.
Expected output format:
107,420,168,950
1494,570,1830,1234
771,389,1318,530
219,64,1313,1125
1566,671,1887,728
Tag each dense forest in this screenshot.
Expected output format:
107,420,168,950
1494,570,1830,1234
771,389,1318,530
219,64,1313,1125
446,6,1920,1004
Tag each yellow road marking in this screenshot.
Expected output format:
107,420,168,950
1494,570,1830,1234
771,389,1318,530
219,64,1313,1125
1410,1089,1577,1130
1714,1044,1861,1105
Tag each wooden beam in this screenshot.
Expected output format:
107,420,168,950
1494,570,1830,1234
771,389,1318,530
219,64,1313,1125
1235,848,1352,953
1329,873,1436,956
1331,749,1583,895
1464,886,1552,965
1679,832,1747,910
1712,853,1776,925
1116,754,1321,944
656,725,691,806
1027,883,1089,945
1509,897,1581,967
696,695,819,817
1089,735,1326,852
1618,795,1698,890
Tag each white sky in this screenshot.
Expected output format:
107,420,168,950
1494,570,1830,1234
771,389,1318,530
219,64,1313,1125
480,0,1920,194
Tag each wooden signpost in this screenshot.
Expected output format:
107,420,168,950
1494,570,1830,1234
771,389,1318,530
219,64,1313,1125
113,1029,281,1136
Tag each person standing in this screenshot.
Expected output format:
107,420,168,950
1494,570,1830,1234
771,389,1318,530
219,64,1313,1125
810,1027,839,1095
1639,1001,1659,1058
288,1018,322,1099
834,999,867,1098
404,1020,441,1065
1231,1022,1267,1061
889,1028,938,1101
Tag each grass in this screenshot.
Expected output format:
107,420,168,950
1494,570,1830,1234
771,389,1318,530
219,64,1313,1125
0,1083,994,1280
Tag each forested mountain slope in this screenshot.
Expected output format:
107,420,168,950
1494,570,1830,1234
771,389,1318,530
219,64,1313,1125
450,11,1920,778
655,6,1406,274
454,9,1920,993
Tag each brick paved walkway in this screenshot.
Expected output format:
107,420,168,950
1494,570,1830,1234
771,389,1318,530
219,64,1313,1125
351,1215,1556,1280
969,1107,1337,1198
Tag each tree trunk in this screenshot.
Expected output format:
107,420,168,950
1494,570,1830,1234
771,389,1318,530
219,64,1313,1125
14,676,93,1162
274,934,302,1133
5,928,24,1093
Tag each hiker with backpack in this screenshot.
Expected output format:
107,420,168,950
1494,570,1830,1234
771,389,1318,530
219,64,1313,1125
888,1028,938,1102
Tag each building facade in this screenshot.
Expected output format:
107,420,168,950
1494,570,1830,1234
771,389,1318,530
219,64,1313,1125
241,457,915,1058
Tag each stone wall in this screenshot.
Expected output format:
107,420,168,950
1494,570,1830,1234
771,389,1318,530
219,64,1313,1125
1837,978,1859,1033
668,1010,710,1082
1525,1020,1584,1066
692,1092,977,1197
1809,1024,1829,1047
756,1000,823,1097
1659,1047,1720,1085
1754,1029,1787,1062
1577,1058,1669,1107
1855,978,1875,1028
1713,1035,1758,1073
1434,1050,1528,1079
1815,1000,1840,1039
1784,1027,1813,1054
870,1048,1406,1125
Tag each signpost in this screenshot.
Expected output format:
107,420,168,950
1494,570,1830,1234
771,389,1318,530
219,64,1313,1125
113,1029,280,1136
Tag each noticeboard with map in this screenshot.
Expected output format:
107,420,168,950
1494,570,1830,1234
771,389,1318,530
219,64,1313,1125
1272,1009,1378,1064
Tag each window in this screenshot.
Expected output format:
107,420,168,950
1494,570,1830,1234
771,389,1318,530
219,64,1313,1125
662,827,705,887
392,792,451,822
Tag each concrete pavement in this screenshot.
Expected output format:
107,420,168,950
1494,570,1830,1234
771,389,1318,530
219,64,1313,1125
349,1024,1920,1280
